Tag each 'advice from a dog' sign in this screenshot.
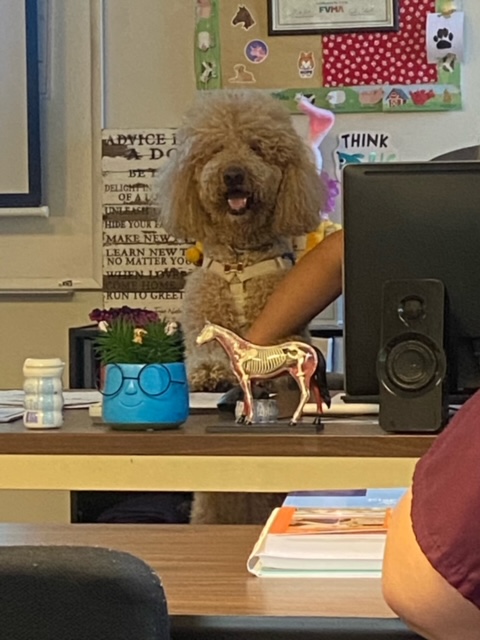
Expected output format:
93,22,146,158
101,129,194,320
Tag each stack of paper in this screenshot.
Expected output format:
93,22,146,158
0,390,102,423
247,488,406,578
0,407,24,423
62,390,102,408
303,393,380,416
0,390,27,423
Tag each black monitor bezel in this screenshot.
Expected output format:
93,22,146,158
342,160,480,404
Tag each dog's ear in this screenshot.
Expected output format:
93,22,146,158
273,149,326,236
156,143,205,240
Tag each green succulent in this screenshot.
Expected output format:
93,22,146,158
94,317,185,365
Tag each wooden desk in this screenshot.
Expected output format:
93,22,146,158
0,410,434,492
0,523,420,639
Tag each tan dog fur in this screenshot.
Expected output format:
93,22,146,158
157,90,325,523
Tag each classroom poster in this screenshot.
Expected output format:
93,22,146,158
334,131,399,180
101,129,194,320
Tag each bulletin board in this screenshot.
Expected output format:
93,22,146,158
194,0,462,113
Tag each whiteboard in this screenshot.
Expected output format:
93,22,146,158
0,0,41,206
0,0,102,291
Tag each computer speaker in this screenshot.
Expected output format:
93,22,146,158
377,279,447,433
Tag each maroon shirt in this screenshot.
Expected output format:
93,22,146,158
412,390,480,608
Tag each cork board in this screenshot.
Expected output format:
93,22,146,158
194,0,462,113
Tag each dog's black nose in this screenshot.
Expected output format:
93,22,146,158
223,166,245,188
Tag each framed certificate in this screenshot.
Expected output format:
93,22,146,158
267,0,399,35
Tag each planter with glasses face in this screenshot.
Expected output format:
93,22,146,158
101,362,189,430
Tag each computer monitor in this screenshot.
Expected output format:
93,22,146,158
343,161,480,404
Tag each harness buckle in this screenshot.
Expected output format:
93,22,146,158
224,263,244,273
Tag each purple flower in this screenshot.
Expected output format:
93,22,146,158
89,306,160,327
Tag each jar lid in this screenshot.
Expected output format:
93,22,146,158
24,358,64,368
23,358,65,378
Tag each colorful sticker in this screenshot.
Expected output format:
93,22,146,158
297,51,315,79
199,60,218,85
196,0,213,20
229,64,256,83
245,39,268,63
358,88,385,106
197,30,215,51
426,11,464,63
231,4,256,30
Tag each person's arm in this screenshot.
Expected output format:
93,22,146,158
245,229,343,345
382,489,480,640
383,390,480,639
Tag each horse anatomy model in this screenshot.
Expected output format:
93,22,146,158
196,322,331,425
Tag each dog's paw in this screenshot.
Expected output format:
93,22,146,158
189,362,235,392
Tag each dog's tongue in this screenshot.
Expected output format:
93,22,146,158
228,197,247,211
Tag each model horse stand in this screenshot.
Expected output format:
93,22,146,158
196,322,331,425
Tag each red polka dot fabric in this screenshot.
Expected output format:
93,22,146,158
322,0,438,87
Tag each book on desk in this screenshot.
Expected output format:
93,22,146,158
247,488,406,578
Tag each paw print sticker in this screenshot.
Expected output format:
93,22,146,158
426,12,463,64
434,28,454,50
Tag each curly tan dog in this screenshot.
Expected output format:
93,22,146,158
158,90,325,389
157,90,325,523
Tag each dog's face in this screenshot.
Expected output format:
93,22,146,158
195,127,284,226
157,90,326,243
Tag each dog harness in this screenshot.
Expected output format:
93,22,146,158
202,256,292,327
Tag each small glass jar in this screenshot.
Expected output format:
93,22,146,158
23,358,65,429
235,398,279,424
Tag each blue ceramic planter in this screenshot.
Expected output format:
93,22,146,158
102,363,189,430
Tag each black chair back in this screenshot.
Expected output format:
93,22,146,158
0,545,170,639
